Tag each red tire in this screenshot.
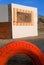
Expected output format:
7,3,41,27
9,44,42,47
0,41,44,65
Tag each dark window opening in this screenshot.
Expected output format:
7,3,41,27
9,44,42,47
17,12,31,23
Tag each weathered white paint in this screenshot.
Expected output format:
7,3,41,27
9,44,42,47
0,5,8,22
11,3,38,39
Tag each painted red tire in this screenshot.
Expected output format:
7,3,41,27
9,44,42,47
0,41,44,65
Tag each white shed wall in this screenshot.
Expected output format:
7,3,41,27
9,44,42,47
11,3,38,39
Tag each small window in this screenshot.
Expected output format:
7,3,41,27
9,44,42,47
17,12,31,23
13,8,34,26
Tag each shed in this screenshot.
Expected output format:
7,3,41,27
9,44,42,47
0,3,38,39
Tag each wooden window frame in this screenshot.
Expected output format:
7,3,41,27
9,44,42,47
13,8,34,26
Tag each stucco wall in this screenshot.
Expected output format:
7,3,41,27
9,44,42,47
12,4,38,39
0,5,8,22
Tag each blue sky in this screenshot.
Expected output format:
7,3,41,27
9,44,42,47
0,0,44,16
